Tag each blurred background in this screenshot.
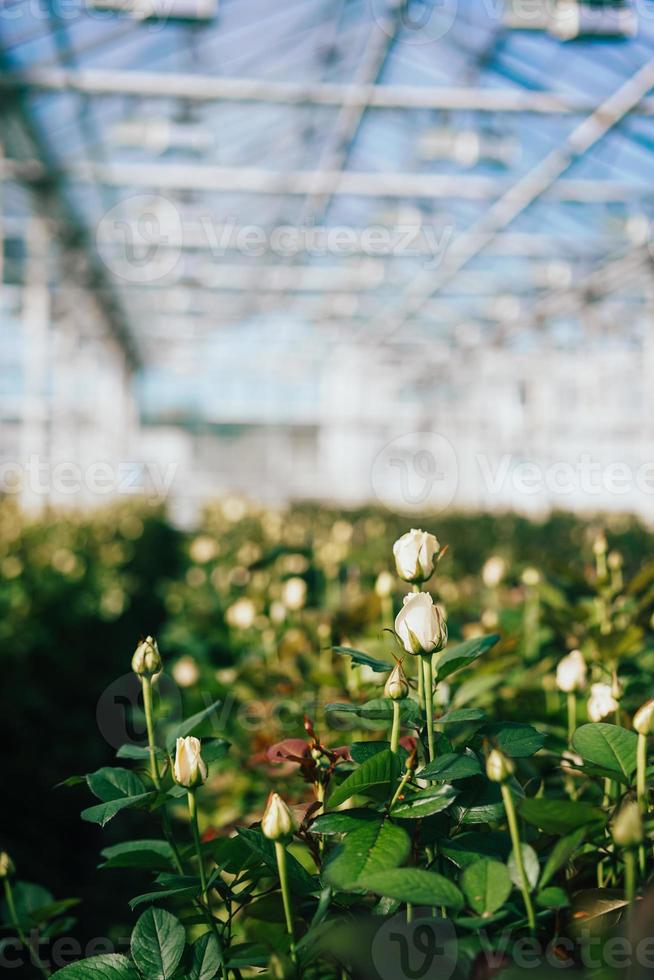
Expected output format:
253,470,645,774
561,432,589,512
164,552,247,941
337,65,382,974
2,0,654,968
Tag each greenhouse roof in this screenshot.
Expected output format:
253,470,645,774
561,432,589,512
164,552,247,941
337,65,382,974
2,0,654,420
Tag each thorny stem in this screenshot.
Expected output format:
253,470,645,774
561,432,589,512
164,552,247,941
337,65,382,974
274,841,297,964
422,655,435,763
390,700,401,754
637,732,648,876
141,676,186,876
189,791,209,904
624,848,636,910
501,783,536,935
4,878,50,979
566,692,576,748
390,768,412,811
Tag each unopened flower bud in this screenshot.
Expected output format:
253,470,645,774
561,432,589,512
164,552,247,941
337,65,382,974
633,698,654,736
587,683,619,722
521,567,540,587
385,662,409,701
593,533,607,556
482,556,506,589
607,551,623,571
486,748,515,783
173,736,207,789
395,593,447,657
375,570,394,598
556,650,586,693
612,801,643,848
406,748,418,772
393,529,440,584
132,636,162,677
261,792,296,841
0,853,14,878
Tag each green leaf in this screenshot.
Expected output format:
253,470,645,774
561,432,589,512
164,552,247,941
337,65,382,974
461,859,512,916
199,738,230,766
437,709,486,725
236,828,315,896
452,777,524,825
86,768,145,803
116,745,160,761
537,886,569,909
129,875,201,910
332,646,389,672
165,701,222,753
326,699,421,727
391,784,457,819
350,741,391,764
419,752,481,782
440,832,511,869
2,882,52,925
362,868,464,911
435,634,499,683
327,749,401,809
81,792,154,827
480,722,546,758
50,954,139,979
572,724,638,783
324,820,410,891
519,798,605,836
131,908,186,979
310,810,382,835
100,840,176,872
189,933,224,980
539,828,586,890
508,844,539,892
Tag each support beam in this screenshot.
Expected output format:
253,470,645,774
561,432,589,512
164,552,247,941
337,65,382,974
372,57,654,340
5,158,649,202
4,67,654,115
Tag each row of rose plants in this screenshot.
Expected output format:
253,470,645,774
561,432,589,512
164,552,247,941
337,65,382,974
2,528,653,978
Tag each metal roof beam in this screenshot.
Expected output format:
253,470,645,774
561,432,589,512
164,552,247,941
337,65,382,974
5,159,649,201
5,67,654,115
370,57,654,340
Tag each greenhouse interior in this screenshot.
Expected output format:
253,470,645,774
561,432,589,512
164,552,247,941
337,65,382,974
3,1,654,978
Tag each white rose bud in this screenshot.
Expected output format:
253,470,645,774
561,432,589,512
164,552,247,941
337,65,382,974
633,698,654,736
282,577,307,612
393,529,440,584
587,683,619,723
132,636,162,677
261,792,296,842
394,592,447,657
486,748,515,783
375,570,394,598
385,662,409,701
482,556,506,589
0,852,14,878
612,801,643,848
173,736,207,790
556,650,587,693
